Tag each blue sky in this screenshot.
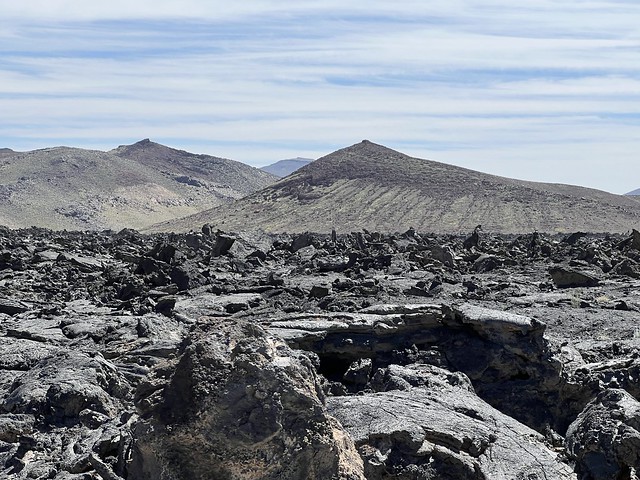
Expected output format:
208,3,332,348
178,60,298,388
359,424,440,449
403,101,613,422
1,1,639,193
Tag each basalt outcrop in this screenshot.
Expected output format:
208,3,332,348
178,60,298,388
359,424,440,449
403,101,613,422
2,226,640,478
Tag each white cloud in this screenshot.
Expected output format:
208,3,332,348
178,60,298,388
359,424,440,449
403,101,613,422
0,1,639,194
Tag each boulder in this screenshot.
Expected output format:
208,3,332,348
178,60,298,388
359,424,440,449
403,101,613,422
129,320,365,480
566,389,640,480
328,364,575,479
0,298,30,315
549,266,600,288
212,233,236,256
2,351,131,425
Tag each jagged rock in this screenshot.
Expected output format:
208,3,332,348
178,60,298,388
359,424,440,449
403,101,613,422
566,389,640,480
328,364,575,479
564,231,587,245
129,320,365,480
473,254,500,273
0,414,34,443
611,258,640,279
0,298,30,315
2,351,131,425
343,358,372,387
212,233,236,256
549,266,600,288
2,227,640,478
430,244,456,268
309,284,331,298
153,295,176,315
463,224,482,250
270,303,565,431
291,232,315,252
57,252,104,273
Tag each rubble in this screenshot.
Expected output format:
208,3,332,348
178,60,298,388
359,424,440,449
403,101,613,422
1,226,640,478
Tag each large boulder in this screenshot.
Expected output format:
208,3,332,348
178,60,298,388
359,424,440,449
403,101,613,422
328,364,576,479
130,319,365,480
566,389,640,480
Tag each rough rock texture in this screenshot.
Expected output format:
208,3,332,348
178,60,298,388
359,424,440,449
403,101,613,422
130,320,365,480
2,227,640,478
566,389,640,480
329,364,575,479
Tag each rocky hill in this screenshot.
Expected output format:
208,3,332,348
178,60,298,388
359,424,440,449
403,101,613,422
0,140,277,230
260,157,313,177
151,140,640,234
0,148,17,159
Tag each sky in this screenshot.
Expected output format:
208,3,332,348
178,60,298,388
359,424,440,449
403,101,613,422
1,1,639,194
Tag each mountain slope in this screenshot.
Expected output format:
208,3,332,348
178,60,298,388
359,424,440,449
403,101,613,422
260,157,313,177
0,140,277,230
110,139,275,195
0,148,16,159
626,188,640,196
149,140,640,234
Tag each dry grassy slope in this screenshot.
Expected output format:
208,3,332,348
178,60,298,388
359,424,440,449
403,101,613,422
0,141,277,231
150,140,640,234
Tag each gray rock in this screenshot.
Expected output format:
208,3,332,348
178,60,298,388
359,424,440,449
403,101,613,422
0,298,30,315
611,258,640,279
343,358,372,387
328,364,575,480
3,351,131,425
212,233,236,256
566,389,640,480
549,266,600,288
129,320,366,480
0,414,34,443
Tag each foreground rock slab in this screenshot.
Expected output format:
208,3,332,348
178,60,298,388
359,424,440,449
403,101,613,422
328,364,576,480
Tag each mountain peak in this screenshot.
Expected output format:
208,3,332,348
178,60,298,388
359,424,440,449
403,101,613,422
0,147,16,158
149,142,640,234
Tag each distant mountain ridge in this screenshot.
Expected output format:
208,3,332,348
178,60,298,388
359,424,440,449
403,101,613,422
626,188,640,196
260,158,313,177
0,140,277,230
150,140,640,234
0,148,16,158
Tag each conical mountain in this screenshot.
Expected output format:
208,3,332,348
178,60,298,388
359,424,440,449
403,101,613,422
0,140,277,230
149,140,640,234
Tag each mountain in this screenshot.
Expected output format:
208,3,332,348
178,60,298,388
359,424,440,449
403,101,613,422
626,188,640,196
0,140,277,230
260,157,313,177
110,139,274,196
0,148,16,159
149,140,640,234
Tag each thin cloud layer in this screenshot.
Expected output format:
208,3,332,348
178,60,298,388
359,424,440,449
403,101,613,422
1,1,639,193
